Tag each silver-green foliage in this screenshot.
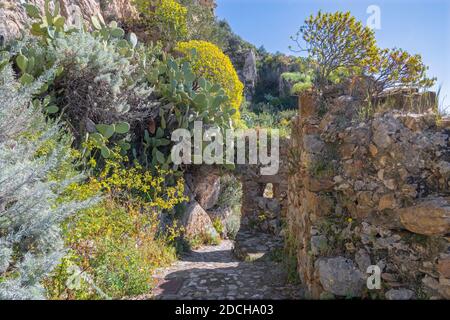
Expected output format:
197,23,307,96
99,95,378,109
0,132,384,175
0,65,95,299
216,175,242,239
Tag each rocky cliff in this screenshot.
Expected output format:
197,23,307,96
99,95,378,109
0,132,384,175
0,0,136,43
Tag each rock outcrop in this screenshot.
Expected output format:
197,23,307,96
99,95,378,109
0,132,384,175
180,185,218,241
242,49,258,101
0,0,137,43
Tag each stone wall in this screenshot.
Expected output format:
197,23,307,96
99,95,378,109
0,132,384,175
181,138,290,239
237,138,289,234
287,90,450,299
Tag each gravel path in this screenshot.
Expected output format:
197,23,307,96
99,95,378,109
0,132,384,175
151,231,304,300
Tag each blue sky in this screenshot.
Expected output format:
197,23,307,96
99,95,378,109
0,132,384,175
216,0,450,111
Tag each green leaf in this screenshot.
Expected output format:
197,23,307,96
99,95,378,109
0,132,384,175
156,127,164,139
46,105,59,114
160,113,166,129
53,1,60,17
30,23,44,36
194,93,207,108
155,149,165,164
117,39,129,48
46,27,55,39
198,77,207,89
110,28,125,38
91,16,102,30
114,122,130,134
53,16,65,28
100,146,111,158
128,32,138,48
159,138,171,146
89,132,104,145
96,124,115,139
19,73,34,85
16,54,28,73
119,141,131,151
25,4,41,19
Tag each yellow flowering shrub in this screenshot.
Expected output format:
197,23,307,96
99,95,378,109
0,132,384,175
134,0,188,43
46,149,188,299
175,40,244,124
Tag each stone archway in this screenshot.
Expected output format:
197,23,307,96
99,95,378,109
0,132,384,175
236,138,290,234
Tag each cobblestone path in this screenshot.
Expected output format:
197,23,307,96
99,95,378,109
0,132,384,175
151,230,304,300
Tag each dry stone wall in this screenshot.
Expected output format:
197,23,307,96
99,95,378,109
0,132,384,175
287,90,450,299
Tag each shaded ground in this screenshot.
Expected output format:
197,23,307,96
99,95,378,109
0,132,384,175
151,230,304,300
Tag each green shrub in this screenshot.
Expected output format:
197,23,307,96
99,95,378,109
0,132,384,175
241,107,296,137
216,175,242,239
281,72,313,95
0,64,95,299
212,217,224,236
175,40,244,125
134,0,188,44
45,150,187,299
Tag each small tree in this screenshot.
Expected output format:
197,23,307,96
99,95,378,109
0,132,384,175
367,48,436,96
290,11,378,89
291,11,435,99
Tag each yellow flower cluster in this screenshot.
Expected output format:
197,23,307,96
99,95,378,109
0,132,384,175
134,0,188,43
175,40,244,124
67,150,188,211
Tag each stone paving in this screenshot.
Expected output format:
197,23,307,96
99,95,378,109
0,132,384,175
151,230,304,300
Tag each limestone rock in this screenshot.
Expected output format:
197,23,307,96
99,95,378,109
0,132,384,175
355,249,371,272
0,0,137,43
242,49,257,100
316,257,365,297
186,169,221,210
310,235,328,256
437,257,450,278
304,176,334,192
399,197,450,236
385,288,415,300
303,134,325,154
181,201,218,240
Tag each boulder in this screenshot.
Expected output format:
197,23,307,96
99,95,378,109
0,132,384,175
398,197,450,236
437,257,450,278
355,249,372,272
186,169,221,210
181,200,218,240
316,257,365,297
385,288,415,300
303,134,325,154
